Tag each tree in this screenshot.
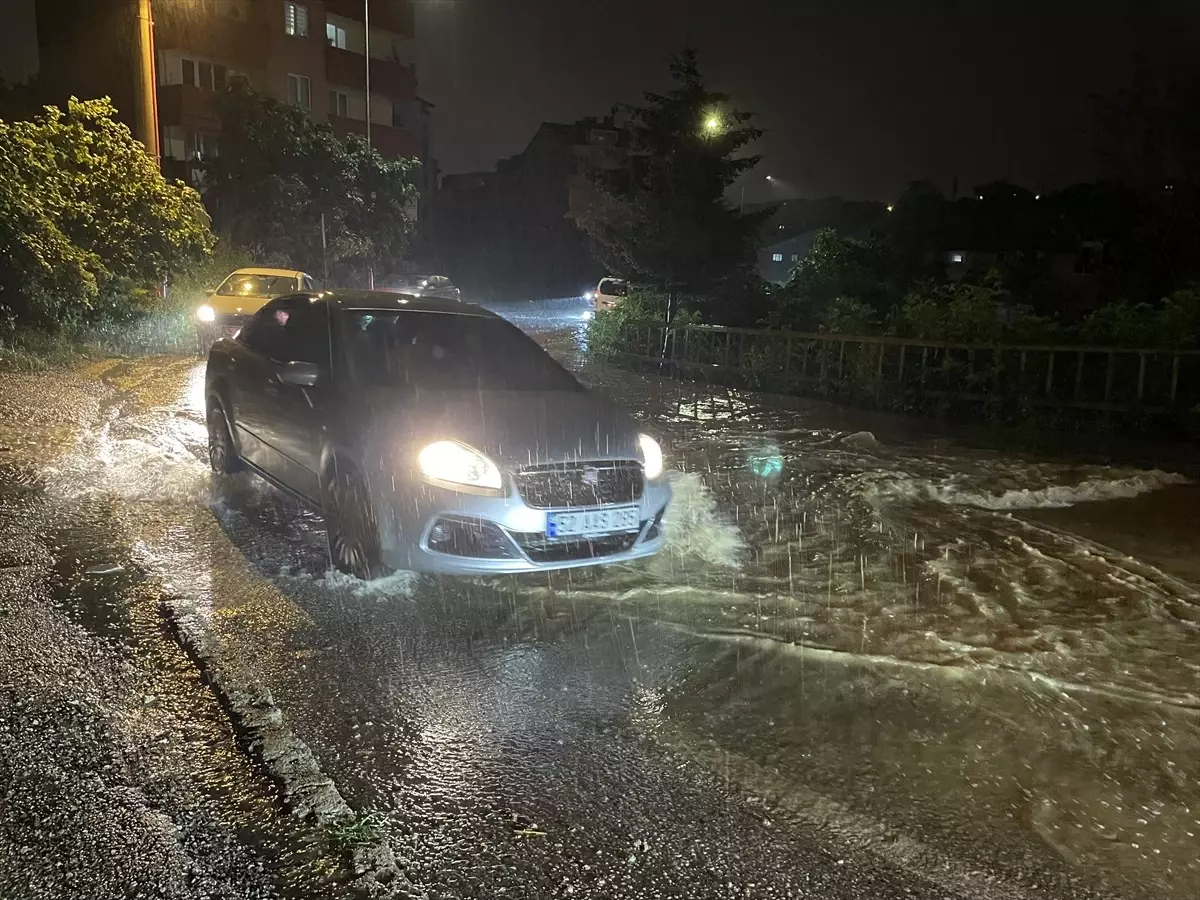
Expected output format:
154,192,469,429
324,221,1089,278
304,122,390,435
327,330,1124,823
0,97,213,330
204,81,419,282
768,228,891,329
577,50,770,322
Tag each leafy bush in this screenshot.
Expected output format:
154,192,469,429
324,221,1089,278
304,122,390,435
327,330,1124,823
768,228,890,330
893,283,1059,344
0,97,214,333
1079,300,1160,347
819,296,878,334
586,290,701,360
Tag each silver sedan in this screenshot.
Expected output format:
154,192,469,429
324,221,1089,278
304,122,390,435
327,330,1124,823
204,291,670,578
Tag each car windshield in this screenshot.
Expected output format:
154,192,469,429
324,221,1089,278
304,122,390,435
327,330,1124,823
342,310,582,392
217,274,295,297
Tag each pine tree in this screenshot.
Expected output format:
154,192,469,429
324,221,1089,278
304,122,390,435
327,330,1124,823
578,50,770,321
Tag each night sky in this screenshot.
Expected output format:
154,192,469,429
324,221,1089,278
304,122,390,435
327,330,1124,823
416,0,1200,203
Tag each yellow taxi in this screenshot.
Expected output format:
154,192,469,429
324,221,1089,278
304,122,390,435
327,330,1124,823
195,267,318,350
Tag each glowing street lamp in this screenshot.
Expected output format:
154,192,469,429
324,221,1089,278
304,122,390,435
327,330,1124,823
703,115,721,134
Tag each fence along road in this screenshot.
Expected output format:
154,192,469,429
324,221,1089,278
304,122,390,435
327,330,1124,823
612,321,1200,416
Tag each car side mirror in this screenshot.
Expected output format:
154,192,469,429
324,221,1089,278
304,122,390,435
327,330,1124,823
277,360,320,387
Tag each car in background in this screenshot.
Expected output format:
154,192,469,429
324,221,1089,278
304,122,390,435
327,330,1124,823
204,290,670,579
590,276,628,311
389,274,462,302
196,268,317,351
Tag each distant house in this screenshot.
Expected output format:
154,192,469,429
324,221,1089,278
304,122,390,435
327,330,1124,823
752,197,887,284
759,231,819,284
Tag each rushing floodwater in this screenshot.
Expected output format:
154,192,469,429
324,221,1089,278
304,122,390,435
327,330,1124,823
31,305,1200,900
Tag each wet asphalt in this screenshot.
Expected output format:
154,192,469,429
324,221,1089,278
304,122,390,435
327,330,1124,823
0,301,1197,900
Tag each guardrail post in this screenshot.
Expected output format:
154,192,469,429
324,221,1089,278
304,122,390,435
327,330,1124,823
875,341,885,398
1045,352,1055,397
898,344,906,389
1170,354,1180,405
1104,351,1115,402
783,333,792,381
1074,351,1085,400
1136,352,1146,402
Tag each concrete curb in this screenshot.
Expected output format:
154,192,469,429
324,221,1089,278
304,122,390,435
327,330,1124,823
159,594,417,898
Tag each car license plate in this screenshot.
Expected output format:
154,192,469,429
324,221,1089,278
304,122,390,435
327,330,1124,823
546,505,639,539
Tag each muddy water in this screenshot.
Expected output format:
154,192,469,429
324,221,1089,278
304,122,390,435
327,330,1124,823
23,323,1200,899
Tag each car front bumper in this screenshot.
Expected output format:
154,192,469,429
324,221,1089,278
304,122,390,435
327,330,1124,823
379,476,672,574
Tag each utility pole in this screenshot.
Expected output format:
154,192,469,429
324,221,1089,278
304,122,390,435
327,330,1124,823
363,0,371,151
364,0,374,289
134,0,160,165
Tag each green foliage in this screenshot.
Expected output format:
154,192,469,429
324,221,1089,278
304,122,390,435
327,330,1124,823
329,812,388,850
1079,300,1161,347
768,229,890,329
1157,287,1200,348
894,283,1059,344
1079,288,1200,348
0,97,214,331
205,81,419,282
578,50,768,314
586,290,701,360
819,297,878,335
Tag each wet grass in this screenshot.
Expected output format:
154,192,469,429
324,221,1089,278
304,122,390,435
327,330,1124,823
329,812,390,850
0,313,197,373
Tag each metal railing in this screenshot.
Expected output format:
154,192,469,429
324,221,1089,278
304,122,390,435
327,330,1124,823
609,322,1200,415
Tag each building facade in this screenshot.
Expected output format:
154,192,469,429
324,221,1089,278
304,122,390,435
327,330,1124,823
152,0,423,177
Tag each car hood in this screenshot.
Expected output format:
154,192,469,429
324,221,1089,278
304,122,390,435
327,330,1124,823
363,388,642,467
204,295,274,316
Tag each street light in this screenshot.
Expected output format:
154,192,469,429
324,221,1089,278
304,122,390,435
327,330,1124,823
703,115,721,134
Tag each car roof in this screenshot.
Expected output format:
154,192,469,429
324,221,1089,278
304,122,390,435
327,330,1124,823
229,267,307,278
321,289,492,317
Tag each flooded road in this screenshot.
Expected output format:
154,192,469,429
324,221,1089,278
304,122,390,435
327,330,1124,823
2,300,1197,899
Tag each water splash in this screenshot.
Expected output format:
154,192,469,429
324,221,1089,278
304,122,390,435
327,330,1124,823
657,470,745,569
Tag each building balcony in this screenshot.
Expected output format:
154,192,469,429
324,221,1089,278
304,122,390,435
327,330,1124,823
155,12,269,69
325,0,414,38
157,84,220,131
329,116,420,159
325,45,415,100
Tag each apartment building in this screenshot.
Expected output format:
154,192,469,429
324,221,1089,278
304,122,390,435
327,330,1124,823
153,0,424,175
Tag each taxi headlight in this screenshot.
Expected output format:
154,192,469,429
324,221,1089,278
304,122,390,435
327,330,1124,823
418,440,502,492
196,304,216,323
638,433,663,480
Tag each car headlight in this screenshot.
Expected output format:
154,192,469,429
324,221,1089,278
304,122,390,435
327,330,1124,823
584,290,595,301
196,304,216,323
638,433,663,480
581,309,594,321
418,440,502,492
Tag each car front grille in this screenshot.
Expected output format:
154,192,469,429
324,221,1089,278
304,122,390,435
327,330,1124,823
510,530,642,563
514,461,644,509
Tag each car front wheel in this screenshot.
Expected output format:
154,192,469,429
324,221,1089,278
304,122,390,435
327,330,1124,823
322,464,389,580
206,399,243,475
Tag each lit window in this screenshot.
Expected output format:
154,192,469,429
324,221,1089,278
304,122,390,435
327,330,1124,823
790,253,799,262
284,2,309,37
329,89,349,117
287,73,311,110
951,252,964,264
326,21,347,49
772,253,784,262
